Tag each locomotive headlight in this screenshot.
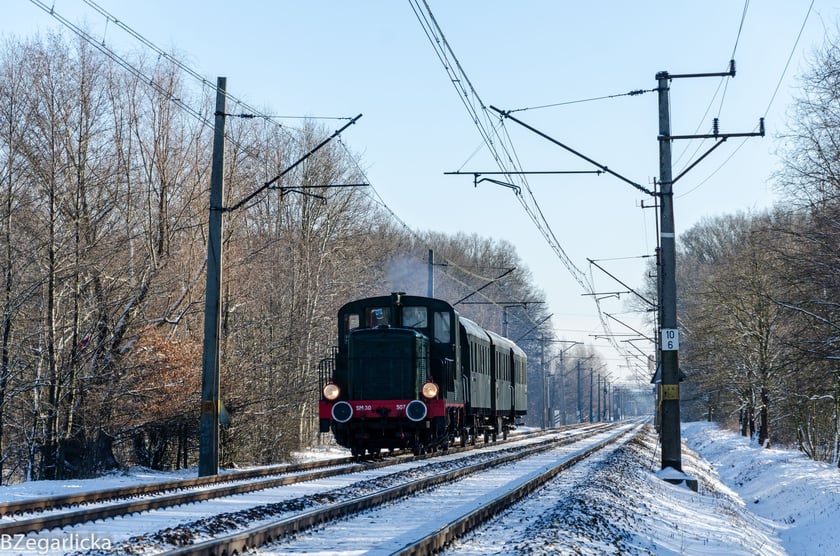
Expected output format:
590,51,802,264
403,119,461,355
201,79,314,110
323,383,340,401
421,381,439,399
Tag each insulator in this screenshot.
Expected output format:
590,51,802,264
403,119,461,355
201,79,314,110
713,118,720,137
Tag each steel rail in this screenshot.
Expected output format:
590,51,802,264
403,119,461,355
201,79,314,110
163,423,620,555
394,425,640,554
0,428,556,535
0,457,356,517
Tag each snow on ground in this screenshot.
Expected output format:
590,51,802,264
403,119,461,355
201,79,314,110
0,448,349,504
0,468,198,504
682,422,840,555
0,424,837,555
537,422,840,555
493,425,788,555
447,422,839,555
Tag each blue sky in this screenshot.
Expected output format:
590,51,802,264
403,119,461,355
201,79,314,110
4,1,832,382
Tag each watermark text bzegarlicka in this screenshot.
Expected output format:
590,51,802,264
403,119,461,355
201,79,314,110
1,533,112,554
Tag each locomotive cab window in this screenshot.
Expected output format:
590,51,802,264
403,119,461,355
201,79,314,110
367,307,391,327
434,312,451,343
346,314,360,331
342,313,361,346
402,306,428,329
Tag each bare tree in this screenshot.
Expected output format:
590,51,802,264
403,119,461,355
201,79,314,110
679,213,797,447
0,29,559,478
774,28,840,465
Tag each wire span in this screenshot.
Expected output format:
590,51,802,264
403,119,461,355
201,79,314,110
409,0,647,362
677,0,814,199
507,88,655,114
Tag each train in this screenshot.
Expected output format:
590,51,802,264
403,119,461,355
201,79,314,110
318,292,527,456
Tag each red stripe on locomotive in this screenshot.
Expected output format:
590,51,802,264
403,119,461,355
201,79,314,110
320,399,453,419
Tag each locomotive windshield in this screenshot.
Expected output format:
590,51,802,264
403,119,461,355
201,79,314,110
402,306,427,328
367,307,391,327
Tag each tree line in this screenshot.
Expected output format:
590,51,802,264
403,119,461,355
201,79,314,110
0,32,560,483
677,31,840,467
18,22,840,481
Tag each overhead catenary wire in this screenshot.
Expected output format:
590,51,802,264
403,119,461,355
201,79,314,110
408,0,594,293
676,0,815,200
336,138,543,333
716,0,750,118
49,0,534,322
409,0,639,362
338,136,551,336
66,0,355,148
38,0,642,355
28,0,213,129
78,0,317,130
505,88,655,114
28,0,549,336
30,0,367,212
729,0,750,66
675,0,747,175
27,0,279,167
761,0,814,119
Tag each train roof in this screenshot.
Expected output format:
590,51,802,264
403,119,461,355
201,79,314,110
338,293,457,314
486,329,527,357
459,316,491,342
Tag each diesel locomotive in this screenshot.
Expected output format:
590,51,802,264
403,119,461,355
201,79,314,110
318,293,527,456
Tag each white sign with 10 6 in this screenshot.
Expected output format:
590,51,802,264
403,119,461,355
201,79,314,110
661,328,679,351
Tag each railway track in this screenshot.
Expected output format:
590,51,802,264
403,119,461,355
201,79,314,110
0,456,367,537
115,422,636,555
0,426,578,539
0,457,356,517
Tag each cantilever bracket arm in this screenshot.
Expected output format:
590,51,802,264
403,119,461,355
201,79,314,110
489,105,655,197
660,117,765,188
225,113,362,212
666,138,728,187
269,187,326,202
473,174,521,195
265,182,369,204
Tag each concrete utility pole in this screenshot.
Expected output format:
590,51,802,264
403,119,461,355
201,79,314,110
543,342,580,427
196,97,362,477
540,339,547,428
199,77,227,477
656,62,763,474
427,249,434,297
598,375,602,422
479,65,761,474
576,360,582,423
656,71,682,471
559,353,566,425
